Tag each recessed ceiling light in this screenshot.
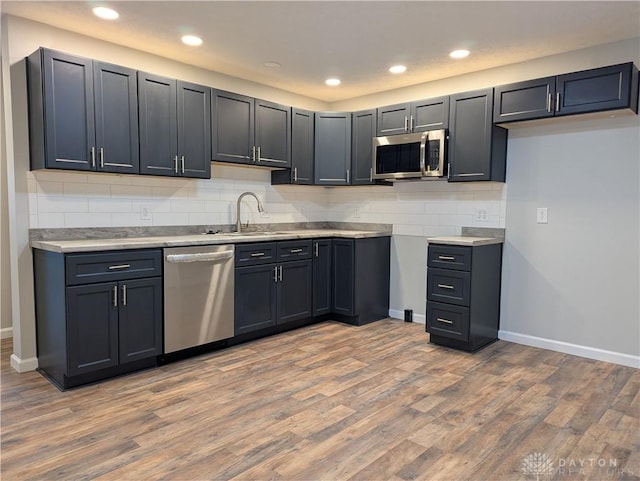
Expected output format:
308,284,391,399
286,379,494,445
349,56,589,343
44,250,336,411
92,6,119,20
450,49,470,59
389,65,407,74
181,35,203,47
325,78,341,86
263,61,281,68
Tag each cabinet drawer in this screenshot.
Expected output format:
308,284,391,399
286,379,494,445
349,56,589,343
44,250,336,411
426,302,469,341
277,240,312,261
235,242,277,266
427,268,470,306
427,244,471,271
65,249,162,286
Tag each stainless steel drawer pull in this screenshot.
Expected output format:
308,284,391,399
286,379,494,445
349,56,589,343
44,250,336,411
437,317,453,324
437,284,455,290
438,256,455,261
250,252,265,257
108,264,131,270
122,284,127,306
112,285,118,307
290,248,303,253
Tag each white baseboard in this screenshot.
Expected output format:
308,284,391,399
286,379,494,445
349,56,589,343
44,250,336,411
0,327,13,339
389,309,426,324
499,330,640,369
10,354,38,372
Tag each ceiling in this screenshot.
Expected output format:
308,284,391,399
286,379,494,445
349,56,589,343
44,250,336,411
2,1,639,102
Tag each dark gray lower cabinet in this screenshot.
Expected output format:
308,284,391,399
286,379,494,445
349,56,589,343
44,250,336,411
332,237,391,326
277,260,313,324
312,239,332,316
234,263,278,335
34,248,163,389
426,242,502,352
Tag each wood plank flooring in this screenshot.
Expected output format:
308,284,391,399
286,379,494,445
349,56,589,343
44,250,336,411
1,320,638,480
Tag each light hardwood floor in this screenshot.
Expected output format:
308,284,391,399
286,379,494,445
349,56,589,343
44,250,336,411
1,320,638,480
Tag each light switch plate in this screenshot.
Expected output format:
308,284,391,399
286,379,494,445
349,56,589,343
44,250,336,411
537,207,548,224
140,204,151,221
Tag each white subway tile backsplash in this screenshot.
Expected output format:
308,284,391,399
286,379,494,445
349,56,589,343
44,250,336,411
38,213,64,228
89,198,132,213
38,196,89,213
65,182,111,197
65,213,112,228
112,214,153,227
111,184,153,197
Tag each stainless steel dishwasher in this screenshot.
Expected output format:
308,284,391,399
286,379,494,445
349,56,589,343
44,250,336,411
163,244,234,353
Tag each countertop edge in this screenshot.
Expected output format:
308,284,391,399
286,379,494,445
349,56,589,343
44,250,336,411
427,236,504,247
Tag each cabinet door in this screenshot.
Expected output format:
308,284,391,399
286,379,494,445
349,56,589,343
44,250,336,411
138,72,178,176
314,112,352,185
448,89,495,182
312,239,332,316
277,260,312,325
211,90,254,165
42,49,95,171
255,100,291,168
332,239,355,316
118,277,162,364
556,63,637,116
411,96,450,131
66,282,118,376
351,109,376,185
177,81,211,179
94,61,139,174
234,264,277,335
493,77,555,123
291,108,314,184
376,103,410,136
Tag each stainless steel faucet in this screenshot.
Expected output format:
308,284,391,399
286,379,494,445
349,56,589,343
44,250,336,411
236,192,264,232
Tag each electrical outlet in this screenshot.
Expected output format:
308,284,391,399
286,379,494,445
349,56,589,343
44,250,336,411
354,208,360,218
537,207,548,224
474,208,489,222
140,204,151,221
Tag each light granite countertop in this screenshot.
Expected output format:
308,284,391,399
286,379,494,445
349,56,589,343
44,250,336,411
427,236,503,246
32,229,390,253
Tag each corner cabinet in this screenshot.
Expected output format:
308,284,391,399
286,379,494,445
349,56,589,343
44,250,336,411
314,112,352,185
33,248,163,389
332,237,391,325
426,242,502,352
138,73,211,178
28,48,139,174
448,89,507,182
494,63,639,123
212,90,291,168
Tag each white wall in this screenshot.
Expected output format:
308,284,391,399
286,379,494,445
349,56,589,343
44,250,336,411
501,115,640,362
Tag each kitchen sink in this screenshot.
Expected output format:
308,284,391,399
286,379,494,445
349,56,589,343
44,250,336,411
203,231,290,236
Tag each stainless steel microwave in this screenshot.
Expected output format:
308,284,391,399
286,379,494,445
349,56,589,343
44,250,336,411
372,129,447,180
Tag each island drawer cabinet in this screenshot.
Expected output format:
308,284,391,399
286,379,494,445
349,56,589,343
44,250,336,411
34,248,163,389
426,242,502,352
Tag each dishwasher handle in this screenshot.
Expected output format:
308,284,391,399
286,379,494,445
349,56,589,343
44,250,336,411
165,250,234,264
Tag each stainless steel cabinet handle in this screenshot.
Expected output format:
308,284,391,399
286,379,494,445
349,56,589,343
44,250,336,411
250,252,265,257
252,146,256,162
404,116,408,132
438,256,455,261
290,248,303,253
346,169,350,184
99,147,104,168
257,146,261,162
293,167,298,182
122,284,127,307
410,115,414,132
555,92,561,112
90,147,96,168
108,264,131,270
181,155,185,174
437,284,455,290
273,266,278,282
370,167,373,182
315,242,319,257
279,265,283,282
112,285,118,307
547,93,552,113
437,317,453,324
174,155,179,173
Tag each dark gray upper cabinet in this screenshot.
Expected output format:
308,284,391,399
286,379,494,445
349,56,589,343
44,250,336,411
28,48,139,173
376,96,449,136
494,63,639,123
314,112,351,185
272,108,314,185
212,89,291,168
449,88,507,182
139,73,210,178
351,109,376,185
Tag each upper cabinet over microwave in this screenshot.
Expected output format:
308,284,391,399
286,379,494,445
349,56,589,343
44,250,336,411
493,63,639,123
377,96,450,136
